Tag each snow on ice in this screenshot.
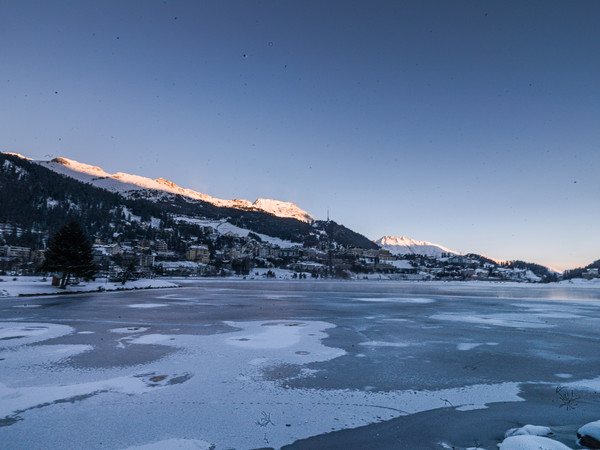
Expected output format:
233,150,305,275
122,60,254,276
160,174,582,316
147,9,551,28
0,318,526,449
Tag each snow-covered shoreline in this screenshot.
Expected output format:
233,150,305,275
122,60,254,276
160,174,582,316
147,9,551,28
0,276,178,298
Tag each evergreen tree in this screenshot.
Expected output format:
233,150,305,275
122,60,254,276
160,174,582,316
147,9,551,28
42,221,97,288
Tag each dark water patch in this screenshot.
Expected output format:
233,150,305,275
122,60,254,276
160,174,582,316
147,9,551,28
48,392,100,406
66,342,173,369
168,373,192,385
0,415,23,427
284,383,600,450
136,372,192,387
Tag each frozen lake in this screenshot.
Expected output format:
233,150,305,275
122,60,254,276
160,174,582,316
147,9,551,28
1,280,599,449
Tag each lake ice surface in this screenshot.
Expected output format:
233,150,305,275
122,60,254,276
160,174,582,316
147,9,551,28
1,280,599,449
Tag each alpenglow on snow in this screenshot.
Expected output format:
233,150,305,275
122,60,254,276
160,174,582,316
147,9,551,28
4,153,315,223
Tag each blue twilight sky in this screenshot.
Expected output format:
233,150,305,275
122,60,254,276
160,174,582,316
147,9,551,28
1,1,599,271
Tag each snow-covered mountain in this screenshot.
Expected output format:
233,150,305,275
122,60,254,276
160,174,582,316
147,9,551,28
376,235,459,258
5,154,314,223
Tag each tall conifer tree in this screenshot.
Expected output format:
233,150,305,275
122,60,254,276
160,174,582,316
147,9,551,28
43,221,97,288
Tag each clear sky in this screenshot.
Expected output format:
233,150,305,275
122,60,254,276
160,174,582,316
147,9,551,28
1,1,599,271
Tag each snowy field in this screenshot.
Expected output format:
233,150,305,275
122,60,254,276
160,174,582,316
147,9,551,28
1,280,600,449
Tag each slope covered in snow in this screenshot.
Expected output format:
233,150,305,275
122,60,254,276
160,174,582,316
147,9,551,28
376,235,460,257
23,155,314,222
252,198,314,223
172,216,297,248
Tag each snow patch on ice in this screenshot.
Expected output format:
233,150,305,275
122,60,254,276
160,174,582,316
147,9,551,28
0,322,73,347
157,294,198,301
431,313,554,329
128,303,168,309
564,375,600,391
354,297,434,304
359,341,410,348
0,373,179,418
457,343,482,351
248,357,270,366
225,321,306,349
123,438,214,450
0,344,93,368
127,334,175,345
109,327,150,334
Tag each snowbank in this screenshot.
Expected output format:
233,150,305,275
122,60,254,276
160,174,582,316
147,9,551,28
498,435,570,449
504,425,553,438
577,419,600,448
0,276,177,298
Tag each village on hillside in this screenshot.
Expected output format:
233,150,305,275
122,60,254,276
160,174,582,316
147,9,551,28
1,226,571,283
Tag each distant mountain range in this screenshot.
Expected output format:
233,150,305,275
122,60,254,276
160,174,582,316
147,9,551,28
21,154,314,223
1,154,481,257
0,152,376,251
9,153,474,257
3,153,472,257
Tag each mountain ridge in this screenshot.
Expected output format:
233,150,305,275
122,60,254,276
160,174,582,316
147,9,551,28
27,155,314,223
375,235,459,258
0,152,378,251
